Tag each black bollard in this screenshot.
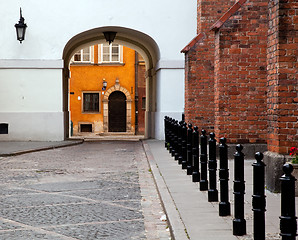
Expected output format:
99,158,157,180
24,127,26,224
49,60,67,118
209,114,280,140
186,123,193,175
192,126,200,182
164,116,168,149
171,120,178,158
168,118,174,154
200,130,208,191
174,120,181,161
233,144,246,236
219,137,230,216
252,152,266,240
177,121,183,164
280,163,297,240
208,132,218,202
181,122,188,169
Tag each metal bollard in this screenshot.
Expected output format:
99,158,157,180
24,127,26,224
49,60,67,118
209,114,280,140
173,120,179,159
168,118,174,154
280,163,297,240
171,120,178,158
186,123,193,175
174,120,179,160
252,152,266,240
219,137,230,216
181,122,188,169
200,130,208,191
233,144,246,236
164,116,168,149
192,126,200,182
208,132,218,202
177,121,183,164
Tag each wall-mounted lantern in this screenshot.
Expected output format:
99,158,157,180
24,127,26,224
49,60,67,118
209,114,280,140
102,79,107,91
103,31,117,45
15,8,27,43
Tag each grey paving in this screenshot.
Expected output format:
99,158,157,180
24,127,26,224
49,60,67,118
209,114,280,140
0,139,296,240
0,141,170,240
0,140,83,156
143,139,298,240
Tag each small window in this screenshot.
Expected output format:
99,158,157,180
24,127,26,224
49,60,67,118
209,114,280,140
142,97,146,109
0,123,8,134
72,46,93,63
83,92,100,113
99,43,122,63
80,124,92,132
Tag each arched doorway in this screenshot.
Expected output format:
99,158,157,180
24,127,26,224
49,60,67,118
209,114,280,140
108,91,126,132
63,26,160,139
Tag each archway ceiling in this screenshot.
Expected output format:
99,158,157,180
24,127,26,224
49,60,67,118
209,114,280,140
63,26,160,71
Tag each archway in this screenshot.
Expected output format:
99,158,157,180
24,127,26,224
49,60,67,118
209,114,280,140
63,26,160,139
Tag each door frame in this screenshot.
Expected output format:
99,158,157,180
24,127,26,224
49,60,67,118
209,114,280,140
108,91,126,132
102,80,133,133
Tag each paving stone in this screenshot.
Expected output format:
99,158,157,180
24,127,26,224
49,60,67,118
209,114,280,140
0,141,171,240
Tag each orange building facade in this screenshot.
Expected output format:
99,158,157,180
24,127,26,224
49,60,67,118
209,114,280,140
69,44,145,136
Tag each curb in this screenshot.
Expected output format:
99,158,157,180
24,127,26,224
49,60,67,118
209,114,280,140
141,140,189,240
0,140,84,157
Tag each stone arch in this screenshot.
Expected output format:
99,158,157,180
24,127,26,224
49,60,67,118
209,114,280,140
102,79,133,133
63,26,160,138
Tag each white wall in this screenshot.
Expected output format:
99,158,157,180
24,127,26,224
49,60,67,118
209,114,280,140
0,0,196,61
155,67,185,139
0,0,196,140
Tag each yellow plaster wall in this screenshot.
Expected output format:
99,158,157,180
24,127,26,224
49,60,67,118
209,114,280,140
69,45,136,135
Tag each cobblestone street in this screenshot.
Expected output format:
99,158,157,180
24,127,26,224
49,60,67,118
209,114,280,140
0,141,170,240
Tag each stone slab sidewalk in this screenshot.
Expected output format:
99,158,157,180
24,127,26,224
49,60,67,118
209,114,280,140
142,139,297,240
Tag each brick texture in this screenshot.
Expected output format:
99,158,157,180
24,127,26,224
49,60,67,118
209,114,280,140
185,0,234,132
184,0,297,153
214,0,268,143
267,0,298,153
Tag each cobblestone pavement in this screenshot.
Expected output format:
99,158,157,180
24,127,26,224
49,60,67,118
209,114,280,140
0,141,171,240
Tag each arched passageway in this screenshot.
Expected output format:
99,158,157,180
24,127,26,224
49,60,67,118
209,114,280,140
63,26,160,139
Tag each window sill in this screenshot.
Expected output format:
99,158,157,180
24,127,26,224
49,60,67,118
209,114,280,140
82,112,101,114
70,62,94,66
97,62,125,66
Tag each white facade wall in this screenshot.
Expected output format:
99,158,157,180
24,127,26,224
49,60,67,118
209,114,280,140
0,0,196,141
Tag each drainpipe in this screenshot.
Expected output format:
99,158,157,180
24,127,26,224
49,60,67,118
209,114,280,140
135,51,139,135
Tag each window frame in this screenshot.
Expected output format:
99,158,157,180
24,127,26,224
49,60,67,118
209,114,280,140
82,91,101,113
71,46,94,63
98,43,123,63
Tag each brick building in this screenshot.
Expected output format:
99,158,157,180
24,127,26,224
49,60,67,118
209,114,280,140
182,0,297,191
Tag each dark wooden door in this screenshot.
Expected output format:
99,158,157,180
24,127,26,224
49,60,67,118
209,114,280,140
108,91,126,132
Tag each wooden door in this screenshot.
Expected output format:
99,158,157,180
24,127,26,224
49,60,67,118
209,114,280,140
108,91,126,132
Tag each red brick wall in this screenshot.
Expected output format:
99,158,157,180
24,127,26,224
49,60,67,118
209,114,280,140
267,0,298,153
185,0,234,131
185,0,297,150
214,0,268,143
